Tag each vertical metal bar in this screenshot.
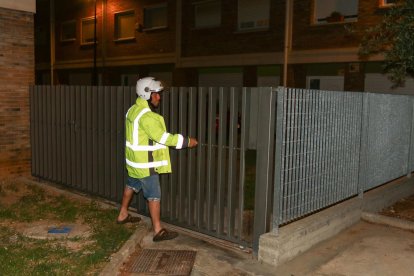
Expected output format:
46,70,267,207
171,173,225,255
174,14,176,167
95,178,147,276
92,86,99,193
252,87,276,253
86,86,93,193
238,88,249,239
206,88,217,232
299,89,308,218
74,86,81,188
273,87,285,231
285,88,293,222
160,89,171,218
104,86,111,198
29,86,36,176
318,90,327,210
45,85,51,180
178,87,188,222
226,88,238,238
97,86,104,196
109,87,117,200
69,86,76,187
333,92,341,202
50,86,57,181
216,88,227,236
66,86,73,186
313,90,321,212
407,97,414,176
60,86,67,184
39,85,45,178
115,86,125,201
170,88,179,220
81,86,87,191
358,93,370,196
55,86,62,183
187,87,196,226
196,87,206,229
292,88,299,219
316,90,324,209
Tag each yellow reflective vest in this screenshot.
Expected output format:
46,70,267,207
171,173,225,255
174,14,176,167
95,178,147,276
125,97,189,179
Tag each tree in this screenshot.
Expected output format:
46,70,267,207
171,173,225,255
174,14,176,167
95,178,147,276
359,0,414,87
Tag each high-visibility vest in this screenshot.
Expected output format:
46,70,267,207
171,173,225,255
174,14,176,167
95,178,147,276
125,97,189,179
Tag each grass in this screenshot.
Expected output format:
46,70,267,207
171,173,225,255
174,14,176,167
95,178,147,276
0,180,137,275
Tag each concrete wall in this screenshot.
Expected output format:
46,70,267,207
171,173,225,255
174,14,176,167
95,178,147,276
259,177,414,267
0,7,35,177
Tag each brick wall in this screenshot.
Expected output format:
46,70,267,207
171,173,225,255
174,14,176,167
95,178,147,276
0,7,34,178
54,0,176,62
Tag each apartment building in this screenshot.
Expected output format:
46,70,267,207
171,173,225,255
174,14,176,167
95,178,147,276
35,0,412,93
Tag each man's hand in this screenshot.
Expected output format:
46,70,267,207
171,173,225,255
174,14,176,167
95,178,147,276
188,137,198,148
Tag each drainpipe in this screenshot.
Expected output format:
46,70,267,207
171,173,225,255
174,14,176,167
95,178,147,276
50,0,55,85
283,0,293,86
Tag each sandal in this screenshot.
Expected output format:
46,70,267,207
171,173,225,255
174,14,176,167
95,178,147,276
153,228,178,242
116,214,141,224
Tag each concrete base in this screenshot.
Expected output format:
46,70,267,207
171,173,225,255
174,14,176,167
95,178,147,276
258,177,414,268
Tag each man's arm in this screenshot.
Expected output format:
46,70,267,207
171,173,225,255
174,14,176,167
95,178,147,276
141,114,198,149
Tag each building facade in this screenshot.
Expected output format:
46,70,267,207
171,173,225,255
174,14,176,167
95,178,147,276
35,0,413,93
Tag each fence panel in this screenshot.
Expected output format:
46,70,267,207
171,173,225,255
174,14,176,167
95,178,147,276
274,87,363,225
365,94,413,190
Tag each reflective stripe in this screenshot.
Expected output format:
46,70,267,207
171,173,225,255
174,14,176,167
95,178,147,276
175,134,184,149
132,108,151,147
126,158,168,168
126,142,166,151
160,132,170,144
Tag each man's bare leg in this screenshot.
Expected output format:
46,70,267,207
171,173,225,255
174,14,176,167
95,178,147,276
117,187,134,222
148,200,162,234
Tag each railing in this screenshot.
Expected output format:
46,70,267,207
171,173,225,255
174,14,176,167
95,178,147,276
273,87,414,230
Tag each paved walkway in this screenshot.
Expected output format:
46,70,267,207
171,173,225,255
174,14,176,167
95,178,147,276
101,215,414,276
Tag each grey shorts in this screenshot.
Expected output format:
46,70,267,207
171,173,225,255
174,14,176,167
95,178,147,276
126,175,161,201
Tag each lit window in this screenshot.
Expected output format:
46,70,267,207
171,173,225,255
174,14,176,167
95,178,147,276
115,10,135,41
61,20,76,42
380,0,396,7
314,0,359,24
144,4,167,30
194,0,221,28
238,0,269,31
81,17,95,45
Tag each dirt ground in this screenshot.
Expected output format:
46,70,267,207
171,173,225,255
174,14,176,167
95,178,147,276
380,193,414,222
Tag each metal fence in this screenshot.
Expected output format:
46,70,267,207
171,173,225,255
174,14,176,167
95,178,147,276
273,87,414,229
32,85,413,251
30,85,275,251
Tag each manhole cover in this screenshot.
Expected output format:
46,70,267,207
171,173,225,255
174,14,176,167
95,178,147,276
124,249,196,275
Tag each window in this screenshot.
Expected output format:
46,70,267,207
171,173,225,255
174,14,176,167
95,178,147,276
61,20,76,42
238,0,269,31
380,0,396,7
81,17,95,45
194,0,221,28
144,4,167,30
115,10,135,41
314,0,359,24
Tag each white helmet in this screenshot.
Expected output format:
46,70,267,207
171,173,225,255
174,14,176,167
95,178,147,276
136,77,164,100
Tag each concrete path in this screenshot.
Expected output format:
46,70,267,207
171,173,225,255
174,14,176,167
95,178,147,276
275,220,414,276
102,216,414,276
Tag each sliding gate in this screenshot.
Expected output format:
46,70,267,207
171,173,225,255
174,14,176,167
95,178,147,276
30,85,276,250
